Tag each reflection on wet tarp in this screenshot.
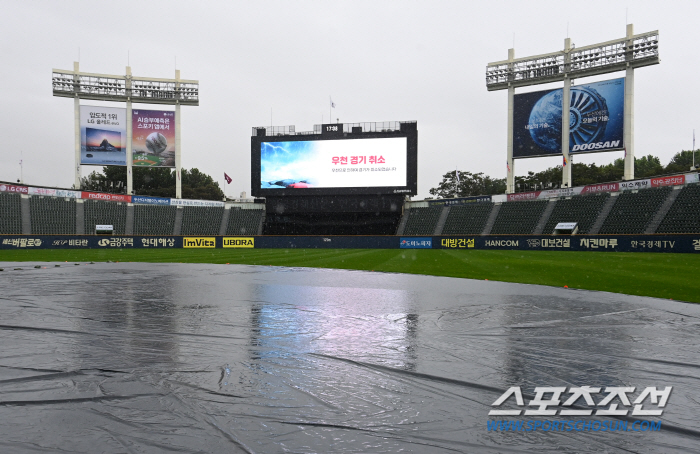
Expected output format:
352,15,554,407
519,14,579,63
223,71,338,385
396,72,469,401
0,262,699,453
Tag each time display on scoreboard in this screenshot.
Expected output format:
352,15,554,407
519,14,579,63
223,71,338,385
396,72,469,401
322,123,343,135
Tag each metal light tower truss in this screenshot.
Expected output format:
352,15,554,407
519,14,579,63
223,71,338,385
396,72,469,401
52,71,199,105
486,31,658,90
52,63,199,198
486,25,659,193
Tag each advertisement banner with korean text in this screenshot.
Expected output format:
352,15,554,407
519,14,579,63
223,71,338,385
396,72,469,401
400,237,432,249
513,78,625,158
81,191,132,203
428,196,492,207
651,175,686,188
0,184,28,194
169,199,225,207
132,195,171,206
503,173,692,202
0,236,179,249
80,106,127,166
132,109,176,167
0,235,698,253
28,187,81,198
260,137,407,189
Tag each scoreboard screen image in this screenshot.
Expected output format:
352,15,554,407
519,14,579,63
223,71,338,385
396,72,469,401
251,126,417,197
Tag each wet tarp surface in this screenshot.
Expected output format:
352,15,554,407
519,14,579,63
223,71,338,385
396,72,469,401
0,262,698,453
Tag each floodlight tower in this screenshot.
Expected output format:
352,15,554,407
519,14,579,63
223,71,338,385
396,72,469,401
486,24,659,193
52,63,199,198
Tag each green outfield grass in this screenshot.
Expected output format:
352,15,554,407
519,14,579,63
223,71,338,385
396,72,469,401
0,249,697,303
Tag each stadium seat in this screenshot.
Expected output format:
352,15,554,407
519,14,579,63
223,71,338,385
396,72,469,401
83,199,127,234
542,193,610,234
599,186,672,234
134,205,177,235
226,208,263,236
180,206,225,235
403,206,443,236
491,200,548,235
442,203,494,235
656,184,700,233
29,196,76,234
0,192,22,234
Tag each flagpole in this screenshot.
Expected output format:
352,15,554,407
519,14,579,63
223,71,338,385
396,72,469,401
693,129,696,170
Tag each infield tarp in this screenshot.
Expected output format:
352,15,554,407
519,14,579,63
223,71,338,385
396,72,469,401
0,262,699,452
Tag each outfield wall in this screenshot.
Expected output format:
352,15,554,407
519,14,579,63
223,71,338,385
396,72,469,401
1,235,699,253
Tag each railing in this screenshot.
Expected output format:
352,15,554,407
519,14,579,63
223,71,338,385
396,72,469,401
253,121,414,136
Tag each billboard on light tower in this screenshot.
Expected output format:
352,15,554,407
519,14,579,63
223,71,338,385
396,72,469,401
513,78,625,158
80,106,127,166
132,109,176,167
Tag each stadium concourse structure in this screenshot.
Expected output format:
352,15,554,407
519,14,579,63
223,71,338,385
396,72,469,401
0,183,264,236
0,170,698,240
399,171,700,236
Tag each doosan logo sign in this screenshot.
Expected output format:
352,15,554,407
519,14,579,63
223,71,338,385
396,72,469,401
572,140,621,152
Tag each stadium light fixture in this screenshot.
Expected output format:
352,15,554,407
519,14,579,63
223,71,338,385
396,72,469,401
485,30,658,91
486,25,659,193
52,63,199,198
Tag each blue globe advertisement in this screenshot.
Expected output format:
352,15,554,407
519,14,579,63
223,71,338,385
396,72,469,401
513,78,625,158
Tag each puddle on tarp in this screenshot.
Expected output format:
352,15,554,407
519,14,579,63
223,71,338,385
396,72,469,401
0,262,699,453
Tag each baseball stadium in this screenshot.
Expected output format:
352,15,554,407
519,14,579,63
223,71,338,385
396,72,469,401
2,19,700,454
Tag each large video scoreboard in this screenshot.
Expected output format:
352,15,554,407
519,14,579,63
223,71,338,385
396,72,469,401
251,122,417,197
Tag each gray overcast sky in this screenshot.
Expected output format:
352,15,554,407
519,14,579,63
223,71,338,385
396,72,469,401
1,0,696,199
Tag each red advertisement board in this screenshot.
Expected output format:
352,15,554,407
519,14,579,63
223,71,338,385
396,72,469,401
507,191,541,202
651,175,685,187
0,184,28,194
81,191,132,202
580,182,619,194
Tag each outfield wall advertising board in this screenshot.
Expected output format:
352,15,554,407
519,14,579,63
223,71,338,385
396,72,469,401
80,106,127,166
428,196,492,207
1,235,698,253
131,195,171,206
0,184,28,194
81,191,132,203
28,187,81,198
513,78,625,158
170,199,225,207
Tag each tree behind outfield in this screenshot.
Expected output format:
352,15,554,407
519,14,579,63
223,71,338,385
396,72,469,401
429,171,506,198
664,150,697,174
429,151,699,198
81,167,224,200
